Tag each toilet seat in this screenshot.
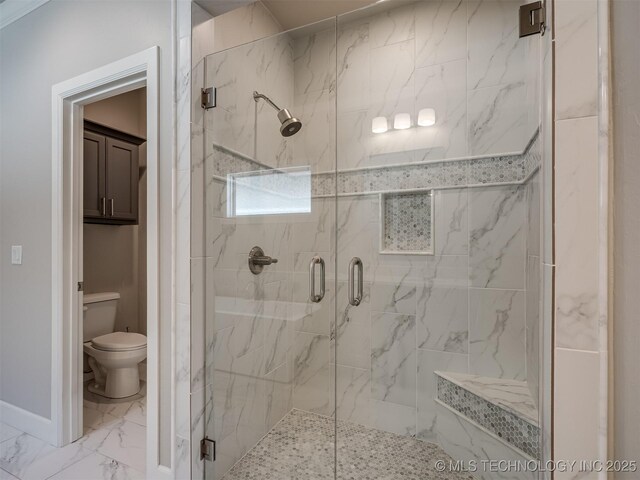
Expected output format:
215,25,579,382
91,332,147,352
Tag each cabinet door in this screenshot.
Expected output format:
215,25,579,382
83,132,106,219
105,138,139,222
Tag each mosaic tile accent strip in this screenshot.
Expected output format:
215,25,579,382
437,375,540,459
211,130,541,197
222,409,474,480
382,191,433,254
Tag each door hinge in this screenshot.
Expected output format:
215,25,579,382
519,1,545,38
200,437,215,461
201,87,216,110
78,282,84,292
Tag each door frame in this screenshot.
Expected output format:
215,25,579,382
51,47,163,475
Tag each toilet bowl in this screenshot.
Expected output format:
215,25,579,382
83,292,147,399
84,332,147,398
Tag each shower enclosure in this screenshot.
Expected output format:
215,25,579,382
192,1,549,478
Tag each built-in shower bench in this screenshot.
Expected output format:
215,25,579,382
435,371,540,460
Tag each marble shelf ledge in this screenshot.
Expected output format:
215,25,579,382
436,371,538,426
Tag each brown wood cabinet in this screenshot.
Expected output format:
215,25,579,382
83,121,145,225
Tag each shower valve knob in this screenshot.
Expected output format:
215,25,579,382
248,246,278,274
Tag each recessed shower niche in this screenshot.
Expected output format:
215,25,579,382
380,190,434,255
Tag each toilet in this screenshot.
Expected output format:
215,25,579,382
83,292,147,398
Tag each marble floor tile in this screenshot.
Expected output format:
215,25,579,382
0,468,19,480
0,433,91,480
47,452,145,480
97,421,146,473
0,425,20,444
123,399,146,427
83,408,121,432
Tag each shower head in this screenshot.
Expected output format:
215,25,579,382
277,109,303,137
253,91,303,137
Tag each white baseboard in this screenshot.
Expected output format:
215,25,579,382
0,400,57,446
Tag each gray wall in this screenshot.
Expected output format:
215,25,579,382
0,0,174,465
612,0,640,465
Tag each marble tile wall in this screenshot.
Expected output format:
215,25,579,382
336,0,537,171
191,0,547,477
552,0,608,476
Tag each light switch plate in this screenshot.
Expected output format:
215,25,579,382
11,245,22,265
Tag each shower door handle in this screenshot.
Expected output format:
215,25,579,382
309,256,325,303
348,257,363,306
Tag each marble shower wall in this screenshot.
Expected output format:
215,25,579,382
335,0,539,170
331,0,542,441
333,183,532,440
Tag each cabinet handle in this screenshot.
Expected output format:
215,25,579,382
348,257,363,306
100,197,107,216
109,198,114,217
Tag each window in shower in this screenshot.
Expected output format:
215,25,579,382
227,166,311,217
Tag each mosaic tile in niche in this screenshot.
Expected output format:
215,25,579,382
381,191,433,254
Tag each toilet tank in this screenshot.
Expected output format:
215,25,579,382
83,292,120,342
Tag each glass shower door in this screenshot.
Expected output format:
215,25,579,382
334,1,544,478
200,19,338,480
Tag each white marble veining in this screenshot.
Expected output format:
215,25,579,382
468,81,528,156
415,0,466,68
554,117,599,351
0,389,146,480
436,371,538,426
414,60,467,160
417,256,468,354
436,403,536,480
371,312,416,407
469,288,526,380
47,452,145,480
469,185,525,289
467,0,523,90
0,434,90,480
97,420,146,473
434,189,468,256
369,2,415,48
554,0,598,120
0,425,20,444
417,349,468,441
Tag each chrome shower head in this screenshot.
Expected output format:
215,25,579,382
277,109,303,137
253,91,303,137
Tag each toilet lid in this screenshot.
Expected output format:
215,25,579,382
91,332,147,352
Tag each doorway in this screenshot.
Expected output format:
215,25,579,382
78,88,148,473
50,47,161,475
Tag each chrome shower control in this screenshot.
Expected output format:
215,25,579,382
248,246,278,275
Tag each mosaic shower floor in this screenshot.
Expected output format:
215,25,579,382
223,409,473,480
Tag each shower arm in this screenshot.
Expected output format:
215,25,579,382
253,91,281,112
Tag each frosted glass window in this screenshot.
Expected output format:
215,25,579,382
227,166,311,217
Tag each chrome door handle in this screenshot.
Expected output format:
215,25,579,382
100,197,107,216
348,257,363,306
309,256,325,303
109,198,114,217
